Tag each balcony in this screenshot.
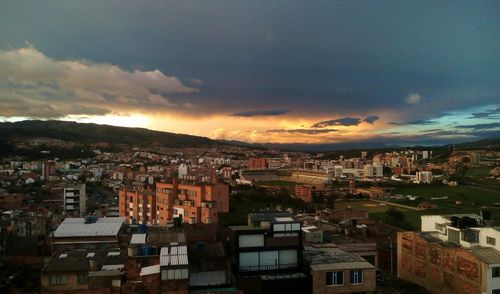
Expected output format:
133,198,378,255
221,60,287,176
201,201,216,208
239,263,297,272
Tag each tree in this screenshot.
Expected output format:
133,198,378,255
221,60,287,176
326,192,337,209
385,207,405,226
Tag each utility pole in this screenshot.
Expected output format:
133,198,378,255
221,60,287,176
389,236,393,276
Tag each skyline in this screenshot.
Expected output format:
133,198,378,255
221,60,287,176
0,1,499,145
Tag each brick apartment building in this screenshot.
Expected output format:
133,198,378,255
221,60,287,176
156,180,229,224
118,188,156,225
247,158,268,170
294,185,330,203
119,180,229,225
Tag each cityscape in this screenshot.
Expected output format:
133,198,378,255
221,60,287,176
0,1,499,294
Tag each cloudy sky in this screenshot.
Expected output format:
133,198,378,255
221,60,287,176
0,1,499,144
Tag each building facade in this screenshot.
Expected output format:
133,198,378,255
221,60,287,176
63,184,86,216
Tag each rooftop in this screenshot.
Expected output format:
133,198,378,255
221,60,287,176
130,233,147,245
305,247,375,271
160,244,189,267
469,247,500,264
248,211,295,223
53,217,125,238
42,249,126,273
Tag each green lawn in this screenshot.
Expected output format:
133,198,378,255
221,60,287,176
465,166,493,177
391,184,500,208
257,181,297,187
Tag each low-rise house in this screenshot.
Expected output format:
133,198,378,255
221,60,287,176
41,248,126,293
304,246,376,294
50,217,126,252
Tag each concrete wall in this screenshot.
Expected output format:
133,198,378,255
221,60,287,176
397,231,485,294
311,268,375,294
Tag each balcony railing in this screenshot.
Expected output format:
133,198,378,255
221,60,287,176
239,263,297,272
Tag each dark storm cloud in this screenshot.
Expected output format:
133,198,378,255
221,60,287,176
389,119,436,126
265,128,338,135
0,1,498,121
419,129,444,133
232,109,289,117
456,122,500,130
363,115,380,124
312,117,361,128
471,106,500,118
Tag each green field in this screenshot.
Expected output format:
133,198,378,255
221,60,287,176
390,184,500,209
256,181,297,187
465,166,493,177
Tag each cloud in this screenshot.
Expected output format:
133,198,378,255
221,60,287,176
231,109,289,117
187,78,203,85
419,128,443,133
0,46,198,118
455,122,500,130
471,106,499,118
404,93,422,105
389,119,435,126
363,115,380,124
265,128,338,135
312,117,361,128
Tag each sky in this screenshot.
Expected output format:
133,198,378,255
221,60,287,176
0,1,499,145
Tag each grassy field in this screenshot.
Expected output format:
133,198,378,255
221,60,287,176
256,181,297,187
390,184,500,209
465,166,492,177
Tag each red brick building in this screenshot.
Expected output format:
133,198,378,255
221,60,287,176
248,158,268,170
118,188,157,225
156,181,229,224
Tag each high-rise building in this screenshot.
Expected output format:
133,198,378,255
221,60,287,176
119,180,229,225
415,171,433,184
248,158,268,170
119,188,156,225
63,184,86,216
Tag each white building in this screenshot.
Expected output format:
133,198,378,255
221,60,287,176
421,214,500,251
415,171,433,184
178,163,188,178
63,183,86,216
363,164,383,178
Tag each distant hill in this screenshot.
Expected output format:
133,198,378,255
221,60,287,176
0,120,217,148
454,138,500,151
0,120,497,153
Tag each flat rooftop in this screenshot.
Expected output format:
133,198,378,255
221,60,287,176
53,217,125,238
305,247,375,271
469,247,500,264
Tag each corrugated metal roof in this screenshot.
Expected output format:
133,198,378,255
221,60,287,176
160,247,169,266
469,247,500,264
274,217,294,222
140,264,160,276
130,233,147,245
53,217,125,238
160,244,188,266
101,264,124,271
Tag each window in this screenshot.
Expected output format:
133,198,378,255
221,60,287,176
350,270,363,284
326,271,343,286
487,237,496,246
130,197,133,203
49,274,67,285
493,267,500,278
77,274,87,284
